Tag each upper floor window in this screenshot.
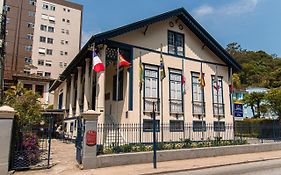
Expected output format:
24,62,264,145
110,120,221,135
192,72,205,116
38,48,46,55
29,0,36,6
169,69,183,114
144,65,159,112
40,36,46,43
41,14,48,20
48,26,54,33
27,22,34,28
42,3,48,10
28,11,35,17
25,57,32,64
38,59,44,65
46,49,53,55
45,60,52,67
50,5,56,11
45,72,51,77
47,38,53,44
212,76,225,117
40,25,47,31
26,34,33,40
25,45,32,51
168,31,184,56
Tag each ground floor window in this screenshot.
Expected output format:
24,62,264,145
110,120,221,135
170,120,184,132
214,121,226,132
193,121,206,132
143,119,160,132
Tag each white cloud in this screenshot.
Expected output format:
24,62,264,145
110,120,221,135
222,0,259,15
193,5,214,17
193,0,259,18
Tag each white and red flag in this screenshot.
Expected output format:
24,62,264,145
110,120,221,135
92,51,105,73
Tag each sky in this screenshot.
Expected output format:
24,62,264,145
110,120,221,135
70,0,281,56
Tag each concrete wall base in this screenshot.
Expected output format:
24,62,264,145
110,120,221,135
97,143,281,168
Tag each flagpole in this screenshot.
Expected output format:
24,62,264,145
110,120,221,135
160,44,164,143
115,48,120,146
216,66,220,138
200,62,204,140
90,43,95,110
139,51,142,143
182,58,185,139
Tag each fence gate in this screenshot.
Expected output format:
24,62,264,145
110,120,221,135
76,117,84,164
10,116,53,170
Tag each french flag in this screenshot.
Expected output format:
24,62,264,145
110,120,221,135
92,51,105,73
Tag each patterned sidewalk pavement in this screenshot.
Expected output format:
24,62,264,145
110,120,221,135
13,140,281,175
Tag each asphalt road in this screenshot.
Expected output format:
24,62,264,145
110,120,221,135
164,158,281,175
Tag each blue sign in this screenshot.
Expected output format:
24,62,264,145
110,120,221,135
234,103,243,118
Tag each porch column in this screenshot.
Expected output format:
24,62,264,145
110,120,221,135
83,58,91,112
69,74,75,117
62,82,67,109
76,67,82,116
44,83,49,104
96,45,106,123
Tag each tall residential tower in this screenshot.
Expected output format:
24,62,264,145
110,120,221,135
4,0,82,105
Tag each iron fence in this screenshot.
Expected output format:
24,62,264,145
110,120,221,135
9,117,53,170
97,122,281,149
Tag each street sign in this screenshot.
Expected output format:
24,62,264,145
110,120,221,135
234,103,243,118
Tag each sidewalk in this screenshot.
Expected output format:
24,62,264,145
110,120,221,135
14,140,281,175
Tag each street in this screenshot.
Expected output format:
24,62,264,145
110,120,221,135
164,158,281,175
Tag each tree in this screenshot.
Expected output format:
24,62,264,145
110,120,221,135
266,88,281,120
226,42,281,89
4,82,43,127
243,92,265,118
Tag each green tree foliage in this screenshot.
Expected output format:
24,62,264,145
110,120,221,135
243,92,266,118
266,88,281,119
4,83,43,127
226,42,281,88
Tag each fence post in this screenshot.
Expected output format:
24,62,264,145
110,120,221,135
0,106,15,174
81,110,100,169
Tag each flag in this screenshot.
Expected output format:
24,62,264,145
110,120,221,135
198,63,205,88
92,51,105,73
182,74,186,95
160,53,166,80
213,66,220,91
119,53,130,67
139,56,144,89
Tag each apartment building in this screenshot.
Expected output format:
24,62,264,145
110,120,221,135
4,0,82,105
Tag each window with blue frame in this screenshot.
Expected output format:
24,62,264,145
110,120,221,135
144,65,159,112
169,69,183,114
191,73,205,115
168,31,184,56
143,119,160,132
212,76,225,116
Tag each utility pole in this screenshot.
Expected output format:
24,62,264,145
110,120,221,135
0,4,7,105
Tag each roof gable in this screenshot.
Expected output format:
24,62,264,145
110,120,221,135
88,7,241,71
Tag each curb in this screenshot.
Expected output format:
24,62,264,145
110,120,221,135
141,157,281,175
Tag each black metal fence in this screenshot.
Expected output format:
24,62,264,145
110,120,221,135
9,117,53,170
97,122,281,149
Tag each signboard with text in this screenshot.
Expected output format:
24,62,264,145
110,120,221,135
234,103,243,118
